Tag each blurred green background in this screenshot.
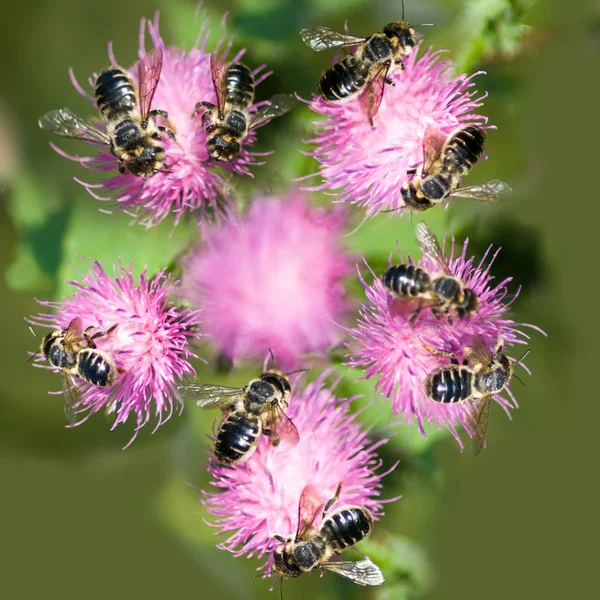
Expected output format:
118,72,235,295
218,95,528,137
1,0,597,598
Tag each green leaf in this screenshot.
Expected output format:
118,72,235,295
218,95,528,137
360,534,434,599
55,199,198,300
452,0,535,72
5,169,70,292
333,365,451,455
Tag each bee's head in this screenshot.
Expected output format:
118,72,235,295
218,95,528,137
383,22,416,53
207,135,241,162
127,143,166,177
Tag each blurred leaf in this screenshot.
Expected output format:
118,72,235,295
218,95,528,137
5,248,53,293
6,169,62,228
361,534,434,599
453,0,535,71
55,200,198,299
334,365,450,455
5,169,69,292
155,472,215,545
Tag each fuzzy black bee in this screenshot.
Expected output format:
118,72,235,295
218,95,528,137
273,483,384,586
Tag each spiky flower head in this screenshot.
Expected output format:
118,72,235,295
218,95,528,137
181,190,352,369
29,258,202,440
346,229,542,450
202,372,393,575
51,12,272,227
305,44,489,216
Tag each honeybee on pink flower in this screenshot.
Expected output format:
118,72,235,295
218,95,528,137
347,224,545,451
305,40,499,216
39,12,279,227
29,258,202,441
201,373,396,582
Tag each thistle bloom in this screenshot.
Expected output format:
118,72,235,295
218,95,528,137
181,191,352,369
346,233,543,449
202,372,394,575
54,12,271,227
29,258,202,439
305,44,489,216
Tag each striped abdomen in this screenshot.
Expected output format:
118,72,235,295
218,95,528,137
424,365,474,404
215,410,261,465
319,57,370,101
443,126,486,175
320,507,374,553
383,264,430,297
95,68,137,121
77,348,118,387
225,63,255,109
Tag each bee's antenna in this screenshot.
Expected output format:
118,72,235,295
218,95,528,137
267,348,277,370
27,326,40,363
513,373,526,386
513,348,531,371
402,0,405,21
287,368,308,376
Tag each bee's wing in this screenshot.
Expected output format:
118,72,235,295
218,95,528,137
177,383,245,410
267,402,300,447
61,371,79,427
38,108,111,147
299,27,367,52
415,221,450,274
210,51,230,115
358,61,391,126
471,396,491,457
295,484,325,541
450,179,512,203
320,559,385,586
421,124,443,176
248,94,298,129
465,334,494,365
138,47,163,121
63,317,85,346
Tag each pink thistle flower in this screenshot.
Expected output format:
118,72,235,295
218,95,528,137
201,372,395,576
304,44,489,216
181,191,353,369
51,12,272,227
346,230,544,450
29,258,202,440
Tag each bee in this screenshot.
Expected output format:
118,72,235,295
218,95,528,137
300,2,425,125
402,124,513,211
39,48,175,178
195,52,297,162
40,318,119,425
422,335,515,455
179,369,300,465
273,483,384,586
383,221,479,320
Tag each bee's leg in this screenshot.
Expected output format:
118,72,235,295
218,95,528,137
406,167,417,175
84,323,118,348
322,482,343,519
117,158,126,175
408,299,426,325
149,109,169,119
194,101,216,117
422,342,460,365
156,125,176,140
